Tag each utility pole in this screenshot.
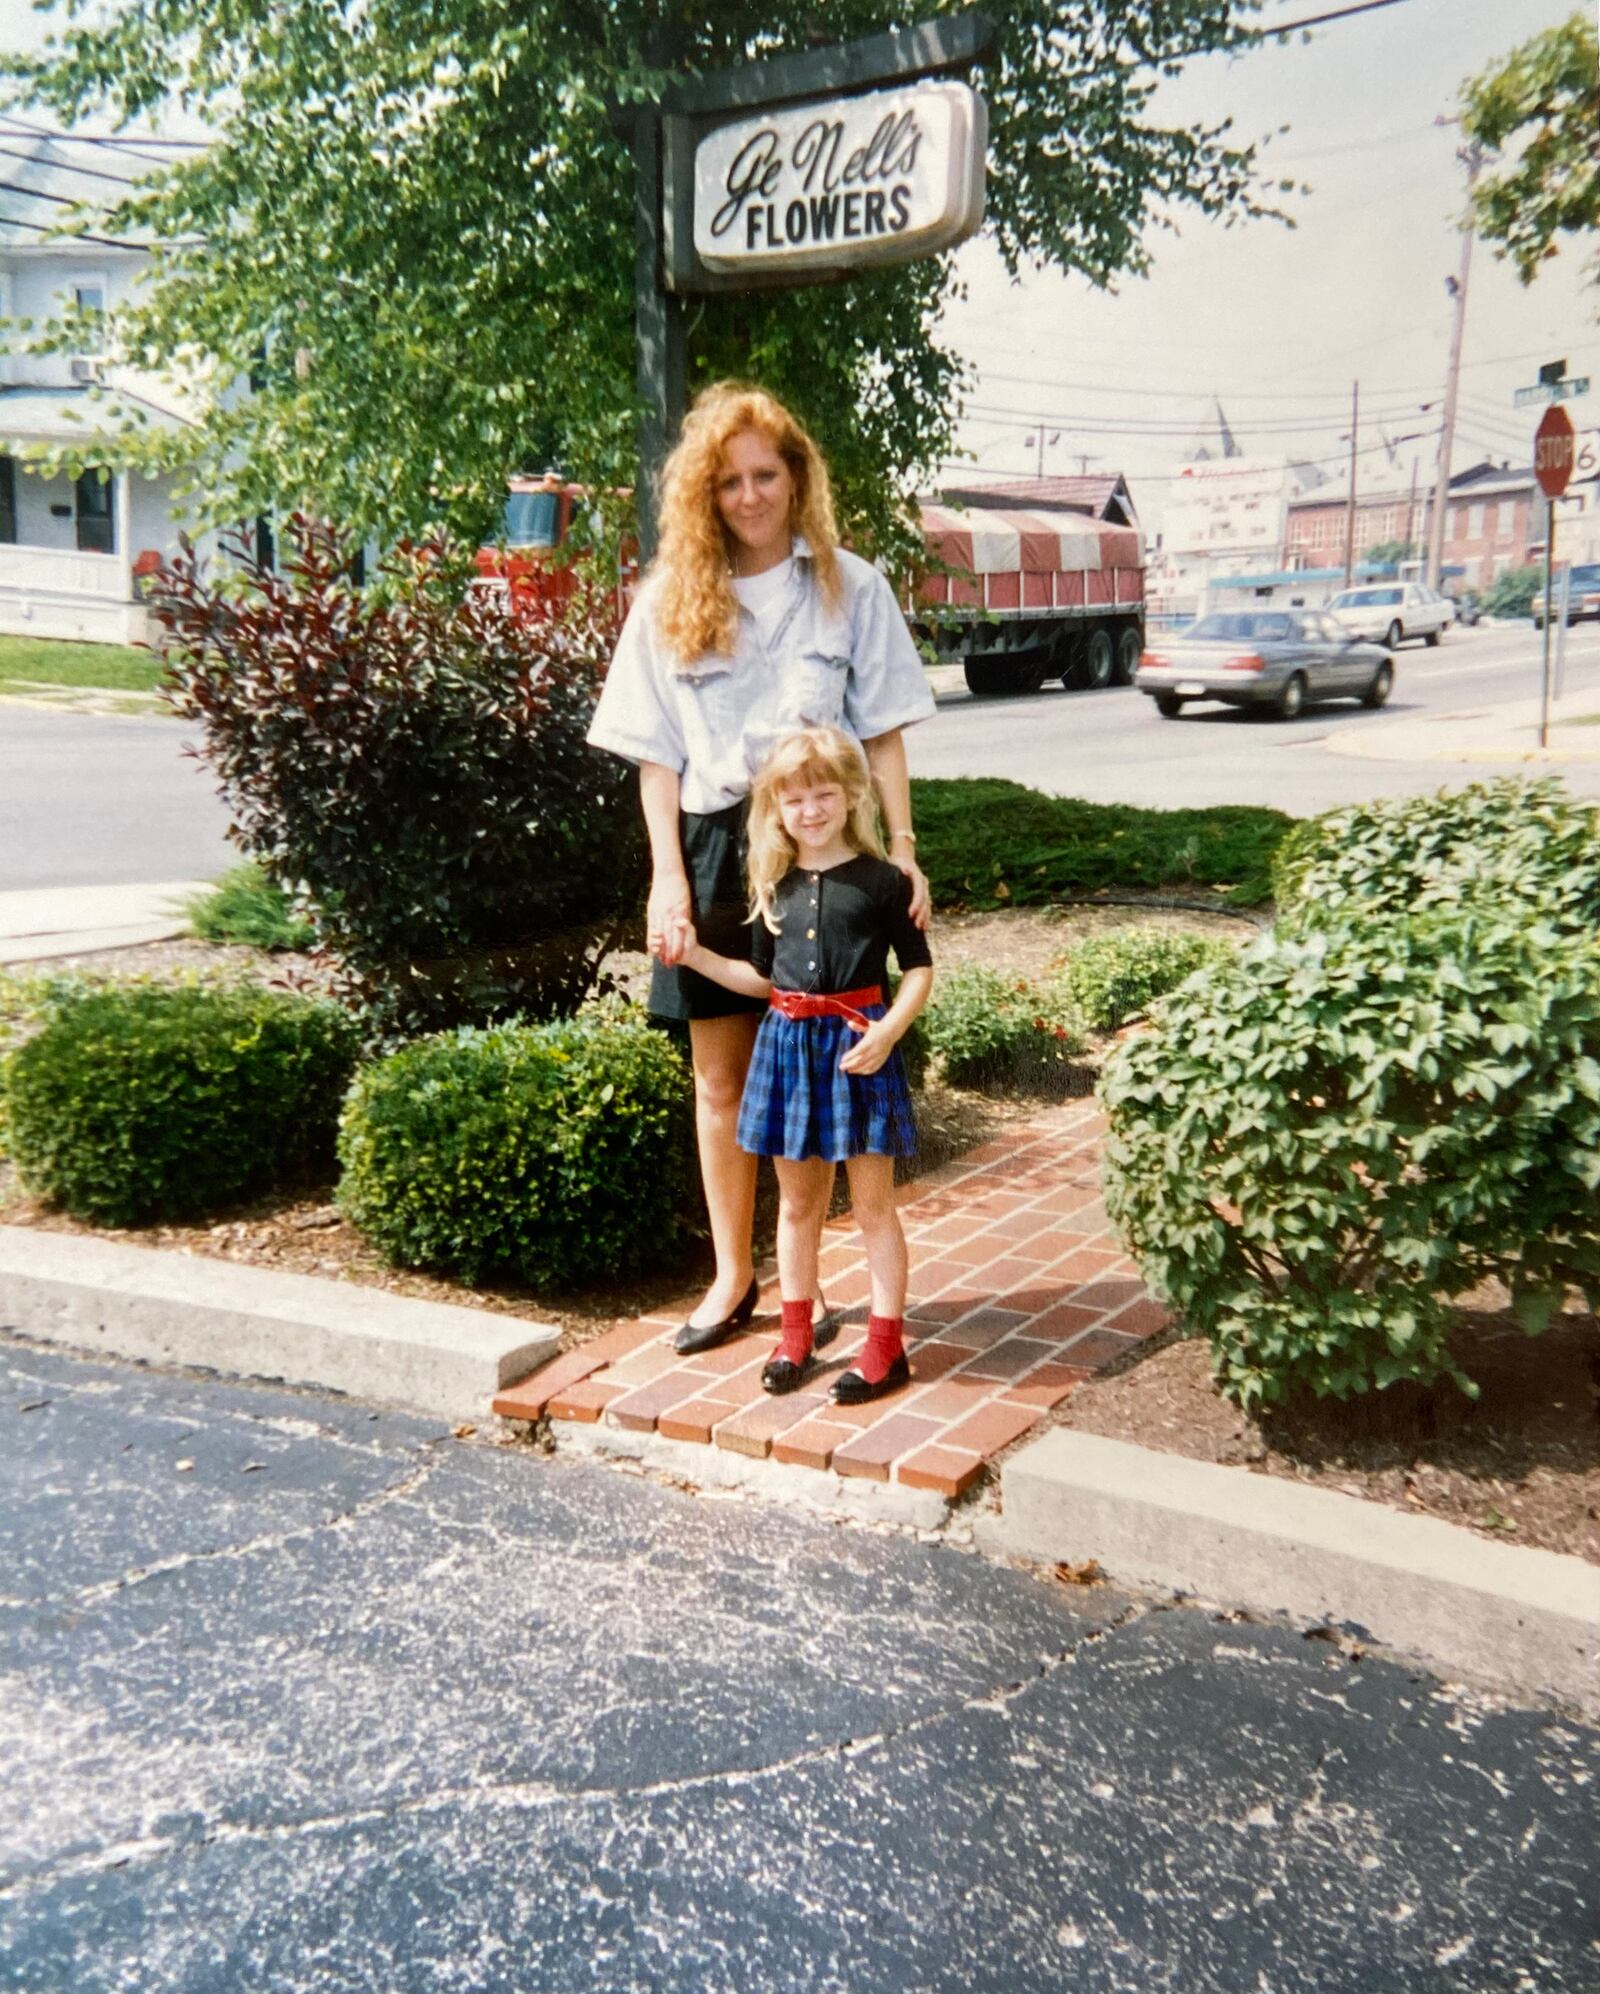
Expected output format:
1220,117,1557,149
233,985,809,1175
1425,142,1481,591
1343,379,1359,586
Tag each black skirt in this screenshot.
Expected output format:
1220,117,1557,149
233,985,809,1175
649,801,767,1024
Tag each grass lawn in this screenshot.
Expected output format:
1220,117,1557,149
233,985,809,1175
0,633,167,694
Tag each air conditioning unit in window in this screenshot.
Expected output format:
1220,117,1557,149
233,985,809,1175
69,356,104,384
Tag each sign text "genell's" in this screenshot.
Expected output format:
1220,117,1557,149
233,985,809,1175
692,81,986,278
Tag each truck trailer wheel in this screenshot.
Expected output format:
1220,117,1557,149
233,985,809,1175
1065,626,1115,691
963,656,1013,696
1114,625,1143,684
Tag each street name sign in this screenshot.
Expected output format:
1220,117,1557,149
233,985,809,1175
1514,377,1590,407
692,79,986,275
1535,404,1576,499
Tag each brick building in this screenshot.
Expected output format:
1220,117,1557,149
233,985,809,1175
1439,462,1536,589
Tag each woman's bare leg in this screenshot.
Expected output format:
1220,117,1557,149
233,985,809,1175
685,1012,761,1326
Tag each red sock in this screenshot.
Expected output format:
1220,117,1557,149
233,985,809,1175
853,1314,905,1386
776,1298,814,1368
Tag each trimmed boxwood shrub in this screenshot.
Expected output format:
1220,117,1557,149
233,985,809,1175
337,1013,696,1289
921,964,1087,1094
1056,926,1237,1032
1101,914,1600,1411
1272,776,1600,936
4,983,360,1225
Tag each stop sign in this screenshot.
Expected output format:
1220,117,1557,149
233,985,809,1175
1535,403,1576,498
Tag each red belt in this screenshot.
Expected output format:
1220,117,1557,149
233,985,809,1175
769,984,883,1030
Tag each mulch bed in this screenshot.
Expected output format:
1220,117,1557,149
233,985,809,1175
1055,1305,1600,1565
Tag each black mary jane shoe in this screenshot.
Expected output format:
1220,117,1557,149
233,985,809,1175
761,1352,811,1396
674,1276,760,1357
810,1295,841,1352
830,1351,911,1407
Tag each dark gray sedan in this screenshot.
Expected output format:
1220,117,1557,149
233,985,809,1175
1136,609,1394,721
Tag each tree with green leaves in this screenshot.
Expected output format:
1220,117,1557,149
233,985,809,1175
4,2,1282,558
1361,538,1420,567
1460,9,1599,292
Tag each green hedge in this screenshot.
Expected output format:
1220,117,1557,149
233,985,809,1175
1056,927,1238,1032
1102,913,1600,1410
911,777,1289,910
337,1012,696,1289
4,983,359,1225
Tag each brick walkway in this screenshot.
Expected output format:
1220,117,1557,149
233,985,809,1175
491,1099,1167,1500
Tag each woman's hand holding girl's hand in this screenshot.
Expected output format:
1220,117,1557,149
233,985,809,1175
892,852,932,931
647,872,694,966
839,1017,898,1076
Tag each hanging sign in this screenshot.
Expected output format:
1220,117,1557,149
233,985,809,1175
692,79,986,276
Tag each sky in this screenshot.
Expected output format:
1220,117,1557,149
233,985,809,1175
942,0,1597,540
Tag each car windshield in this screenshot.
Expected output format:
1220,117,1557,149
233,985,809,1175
1566,565,1600,589
1184,613,1294,642
1329,587,1400,607
501,489,560,548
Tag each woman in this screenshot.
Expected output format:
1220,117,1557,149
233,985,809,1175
587,382,934,1352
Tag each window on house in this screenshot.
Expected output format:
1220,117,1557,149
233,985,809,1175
0,457,15,545
1468,503,1485,538
1498,505,1516,538
75,468,114,553
73,284,105,348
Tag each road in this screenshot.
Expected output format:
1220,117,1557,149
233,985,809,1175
915,621,1600,813
1,624,1595,894
0,704,233,891
2,1339,1595,1994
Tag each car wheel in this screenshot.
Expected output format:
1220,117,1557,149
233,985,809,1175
1383,620,1402,649
1362,660,1394,708
1424,628,1441,647
1155,694,1184,719
1275,672,1307,721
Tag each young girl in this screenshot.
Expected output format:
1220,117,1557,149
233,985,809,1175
677,726,933,1404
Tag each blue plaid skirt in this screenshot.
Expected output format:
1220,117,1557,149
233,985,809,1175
736,1003,917,1162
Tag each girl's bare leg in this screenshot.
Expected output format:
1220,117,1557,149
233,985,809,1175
844,1154,907,1318
773,1157,834,1304
685,1013,761,1325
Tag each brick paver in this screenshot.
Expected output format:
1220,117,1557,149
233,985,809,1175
489,1101,1165,1501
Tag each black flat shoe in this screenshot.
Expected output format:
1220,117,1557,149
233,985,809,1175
761,1353,810,1395
674,1276,759,1356
830,1351,911,1406
811,1295,841,1352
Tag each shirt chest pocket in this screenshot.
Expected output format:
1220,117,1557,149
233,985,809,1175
676,658,738,740
785,621,853,729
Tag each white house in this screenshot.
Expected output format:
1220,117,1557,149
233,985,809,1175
0,131,209,644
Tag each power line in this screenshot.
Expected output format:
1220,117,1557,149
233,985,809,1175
0,140,145,187
0,114,202,158
0,212,148,249
1260,0,1410,33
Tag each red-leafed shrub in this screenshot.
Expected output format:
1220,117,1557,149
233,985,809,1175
154,520,645,1034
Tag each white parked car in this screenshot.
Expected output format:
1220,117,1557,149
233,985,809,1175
1325,583,1450,649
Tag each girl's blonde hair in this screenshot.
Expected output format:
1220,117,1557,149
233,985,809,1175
654,382,843,665
747,727,884,933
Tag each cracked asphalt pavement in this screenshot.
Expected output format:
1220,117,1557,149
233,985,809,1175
2,1339,1597,1993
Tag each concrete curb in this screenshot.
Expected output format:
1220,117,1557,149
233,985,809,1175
0,880,209,965
981,1427,1600,1717
0,1226,559,1424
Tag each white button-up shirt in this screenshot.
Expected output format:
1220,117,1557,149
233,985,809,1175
587,541,936,814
